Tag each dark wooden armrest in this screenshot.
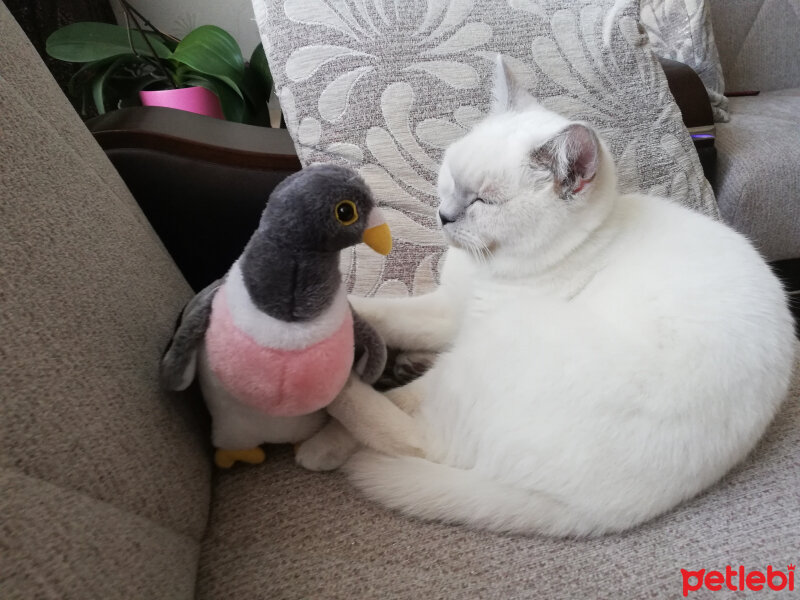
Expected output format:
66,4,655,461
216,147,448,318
658,57,716,186
88,106,300,171
658,57,714,131
87,107,302,291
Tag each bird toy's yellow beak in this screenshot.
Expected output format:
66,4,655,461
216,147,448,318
362,208,392,255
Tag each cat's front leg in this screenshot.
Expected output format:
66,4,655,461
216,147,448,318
295,372,432,471
384,369,433,414
349,249,472,352
349,290,458,353
326,374,426,458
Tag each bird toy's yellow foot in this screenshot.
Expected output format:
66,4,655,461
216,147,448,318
214,447,266,468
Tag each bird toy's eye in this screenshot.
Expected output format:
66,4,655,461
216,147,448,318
335,200,359,226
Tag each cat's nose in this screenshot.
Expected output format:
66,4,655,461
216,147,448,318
439,210,456,226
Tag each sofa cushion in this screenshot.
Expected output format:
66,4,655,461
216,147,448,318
714,88,800,261
254,0,716,298
1,4,211,597
709,0,800,94
1,469,202,599
197,360,799,599
641,0,729,122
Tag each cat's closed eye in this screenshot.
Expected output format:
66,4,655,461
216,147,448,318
470,196,487,205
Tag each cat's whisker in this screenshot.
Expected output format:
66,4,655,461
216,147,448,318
477,239,494,263
461,231,492,267
461,235,482,265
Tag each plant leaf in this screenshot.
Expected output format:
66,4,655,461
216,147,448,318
46,22,172,62
242,101,272,127
240,65,268,107
249,42,273,94
68,56,117,97
107,71,167,111
171,26,245,99
91,55,141,114
183,75,244,122
237,43,273,126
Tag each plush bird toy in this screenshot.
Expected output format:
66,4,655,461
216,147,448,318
160,164,393,468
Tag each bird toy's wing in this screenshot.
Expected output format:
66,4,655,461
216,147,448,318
160,279,222,391
351,307,388,385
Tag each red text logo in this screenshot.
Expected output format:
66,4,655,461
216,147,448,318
681,565,795,596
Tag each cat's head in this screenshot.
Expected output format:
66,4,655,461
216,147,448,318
438,55,616,272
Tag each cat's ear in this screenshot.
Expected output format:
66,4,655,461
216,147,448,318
531,123,599,198
491,54,536,113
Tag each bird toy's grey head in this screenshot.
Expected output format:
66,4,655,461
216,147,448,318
260,164,392,255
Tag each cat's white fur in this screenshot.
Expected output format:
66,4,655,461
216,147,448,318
306,57,796,536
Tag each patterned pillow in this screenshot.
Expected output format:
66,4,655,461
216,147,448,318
253,0,717,297
641,0,730,122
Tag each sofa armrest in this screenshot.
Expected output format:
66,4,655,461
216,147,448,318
87,107,301,291
658,57,715,132
658,57,716,187
89,106,301,171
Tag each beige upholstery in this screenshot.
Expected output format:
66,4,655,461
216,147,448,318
0,4,211,598
709,0,800,94
706,0,800,261
714,89,800,261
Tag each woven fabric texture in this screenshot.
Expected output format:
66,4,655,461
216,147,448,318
641,0,730,121
254,0,717,298
709,0,800,94
1,4,211,597
714,88,800,261
2,469,202,600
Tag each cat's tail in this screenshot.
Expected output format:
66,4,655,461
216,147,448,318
345,451,596,537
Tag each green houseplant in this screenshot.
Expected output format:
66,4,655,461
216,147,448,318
46,1,273,125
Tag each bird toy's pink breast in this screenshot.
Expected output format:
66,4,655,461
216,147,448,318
205,291,354,417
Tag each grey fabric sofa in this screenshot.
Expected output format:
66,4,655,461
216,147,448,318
2,3,800,599
709,0,800,264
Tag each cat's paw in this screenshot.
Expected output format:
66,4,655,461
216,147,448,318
295,425,359,472
295,436,356,472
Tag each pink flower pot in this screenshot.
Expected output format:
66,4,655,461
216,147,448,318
139,86,224,120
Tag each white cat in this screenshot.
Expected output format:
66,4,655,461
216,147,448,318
303,56,796,537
